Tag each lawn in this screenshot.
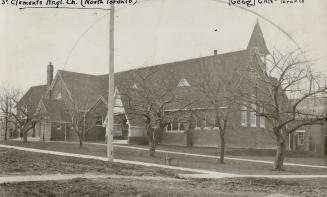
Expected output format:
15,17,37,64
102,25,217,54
0,147,180,177
1,145,327,197
1,176,327,197
125,143,327,166
2,140,327,175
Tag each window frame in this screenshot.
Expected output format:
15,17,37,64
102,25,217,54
166,121,185,133
259,106,265,128
241,105,247,127
195,115,202,130
56,124,61,131
95,115,103,127
250,103,257,127
213,118,220,130
296,130,305,145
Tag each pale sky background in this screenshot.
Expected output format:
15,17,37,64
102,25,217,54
0,0,326,92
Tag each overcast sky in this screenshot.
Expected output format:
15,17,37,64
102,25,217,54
0,0,326,92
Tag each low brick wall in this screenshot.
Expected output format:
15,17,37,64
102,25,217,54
191,127,275,149
86,126,105,141
128,136,147,145
225,127,275,149
192,130,219,147
160,132,186,146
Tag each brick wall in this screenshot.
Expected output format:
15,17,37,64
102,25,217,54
86,126,105,141
159,108,276,149
192,129,219,147
291,124,327,156
161,132,187,146
39,120,52,141
50,122,65,141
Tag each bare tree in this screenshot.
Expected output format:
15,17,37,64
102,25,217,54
118,67,193,157
70,101,101,148
0,87,20,141
195,60,245,164
238,50,327,170
10,90,43,143
71,109,86,148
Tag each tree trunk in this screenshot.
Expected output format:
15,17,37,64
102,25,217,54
32,126,35,137
4,117,8,141
148,139,156,157
23,132,28,143
79,137,83,148
219,132,225,164
274,139,286,170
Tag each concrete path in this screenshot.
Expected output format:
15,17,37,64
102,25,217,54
178,173,327,180
0,144,233,176
56,141,327,169
0,174,183,184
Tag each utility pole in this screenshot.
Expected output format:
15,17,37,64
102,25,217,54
106,3,115,162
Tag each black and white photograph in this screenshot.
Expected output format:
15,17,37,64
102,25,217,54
0,0,327,196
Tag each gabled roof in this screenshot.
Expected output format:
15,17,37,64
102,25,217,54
40,99,71,122
114,50,253,126
32,22,268,127
247,22,269,55
291,96,327,116
17,85,48,113
57,70,108,111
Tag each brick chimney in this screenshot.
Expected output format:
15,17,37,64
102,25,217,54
214,50,218,55
47,62,54,87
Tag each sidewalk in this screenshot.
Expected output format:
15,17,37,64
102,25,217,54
0,174,184,184
178,173,327,179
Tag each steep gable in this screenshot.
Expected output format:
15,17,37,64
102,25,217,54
58,70,108,111
247,22,269,55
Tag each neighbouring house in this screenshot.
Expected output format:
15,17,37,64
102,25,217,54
17,63,110,142
289,97,327,156
16,84,48,139
19,21,279,149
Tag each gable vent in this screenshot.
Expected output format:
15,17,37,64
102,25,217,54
177,78,190,87
132,83,138,89
56,92,62,100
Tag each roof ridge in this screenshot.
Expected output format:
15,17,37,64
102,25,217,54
112,49,250,75
30,84,47,89
58,69,101,77
59,49,250,77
